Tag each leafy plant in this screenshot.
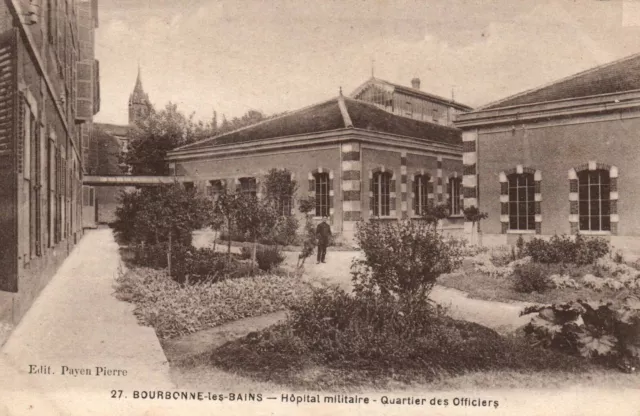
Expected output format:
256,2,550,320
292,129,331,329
525,234,610,265
296,214,317,268
463,206,488,245
521,297,640,372
352,219,465,305
513,263,554,294
255,246,285,271
234,193,280,268
420,201,449,230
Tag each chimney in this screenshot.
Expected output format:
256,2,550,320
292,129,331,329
411,77,421,90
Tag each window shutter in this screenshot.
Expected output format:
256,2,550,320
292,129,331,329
0,28,18,291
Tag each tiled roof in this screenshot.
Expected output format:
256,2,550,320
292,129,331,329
176,96,461,152
481,52,640,110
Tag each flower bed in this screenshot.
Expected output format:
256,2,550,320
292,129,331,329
115,267,312,339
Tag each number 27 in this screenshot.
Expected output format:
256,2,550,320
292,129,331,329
111,390,123,399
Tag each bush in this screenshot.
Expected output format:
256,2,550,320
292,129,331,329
513,263,554,293
210,287,591,385
353,220,465,303
114,267,312,339
255,246,285,271
113,184,213,247
521,297,640,372
525,234,610,265
172,246,253,284
130,242,169,269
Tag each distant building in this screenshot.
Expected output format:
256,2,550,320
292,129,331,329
91,68,153,224
456,52,640,254
350,77,472,126
167,92,468,242
0,0,100,330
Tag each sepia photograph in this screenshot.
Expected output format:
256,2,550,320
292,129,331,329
1,0,640,414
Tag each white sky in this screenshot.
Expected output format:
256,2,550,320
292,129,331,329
93,0,640,125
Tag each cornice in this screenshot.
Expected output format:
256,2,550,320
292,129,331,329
456,90,640,128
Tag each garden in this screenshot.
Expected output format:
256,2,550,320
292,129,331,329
110,172,640,391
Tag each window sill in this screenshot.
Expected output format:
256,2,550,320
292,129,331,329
578,230,612,236
506,230,536,234
448,215,464,219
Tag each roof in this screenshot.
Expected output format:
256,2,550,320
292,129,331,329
481,52,640,110
350,77,473,111
175,96,461,152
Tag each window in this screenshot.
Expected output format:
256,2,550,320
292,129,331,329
183,182,194,191
432,109,439,124
208,180,223,201
508,173,535,231
275,175,293,216
314,172,330,217
239,177,257,198
578,170,610,231
405,101,413,117
372,171,391,217
448,177,463,216
413,174,430,215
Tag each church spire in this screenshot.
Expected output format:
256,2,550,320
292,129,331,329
128,63,152,126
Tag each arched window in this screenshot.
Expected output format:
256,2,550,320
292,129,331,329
448,176,463,216
208,180,223,202
508,172,535,231
372,171,392,217
413,174,430,215
314,172,330,217
578,169,610,231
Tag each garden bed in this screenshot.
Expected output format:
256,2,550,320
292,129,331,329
114,267,312,339
185,300,596,390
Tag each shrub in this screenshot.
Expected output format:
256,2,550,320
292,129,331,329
210,287,591,385
114,267,312,339
171,246,253,284
525,234,610,265
521,298,640,372
130,242,169,269
255,246,285,271
353,220,465,303
113,184,213,247
513,263,553,293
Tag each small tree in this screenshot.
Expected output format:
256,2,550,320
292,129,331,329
420,201,449,230
296,196,317,268
463,205,488,246
234,193,280,268
213,186,240,256
263,168,299,247
352,220,464,307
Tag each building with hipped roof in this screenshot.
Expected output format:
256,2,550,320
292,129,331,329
455,52,640,254
166,90,470,242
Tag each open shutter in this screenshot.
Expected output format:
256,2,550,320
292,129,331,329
0,28,19,292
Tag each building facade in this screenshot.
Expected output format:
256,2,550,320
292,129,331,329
0,0,100,329
166,93,467,242
456,53,640,254
350,77,472,127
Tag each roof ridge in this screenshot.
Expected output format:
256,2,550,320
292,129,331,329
337,95,353,128
478,51,640,110
175,96,341,151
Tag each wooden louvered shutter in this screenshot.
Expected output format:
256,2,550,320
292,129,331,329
0,28,19,292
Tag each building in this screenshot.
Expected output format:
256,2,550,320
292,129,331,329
166,91,468,242
90,68,153,224
0,0,100,330
350,77,472,126
455,52,640,253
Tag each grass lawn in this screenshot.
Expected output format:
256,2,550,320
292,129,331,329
438,263,639,305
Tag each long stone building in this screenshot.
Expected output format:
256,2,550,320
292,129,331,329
166,82,470,242
456,52,640,254
0,0,100,330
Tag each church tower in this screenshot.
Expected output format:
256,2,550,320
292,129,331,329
128,65,152,126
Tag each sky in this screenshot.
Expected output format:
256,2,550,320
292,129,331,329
93,0,640,125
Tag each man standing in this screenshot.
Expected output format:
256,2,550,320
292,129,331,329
316,216,331,264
